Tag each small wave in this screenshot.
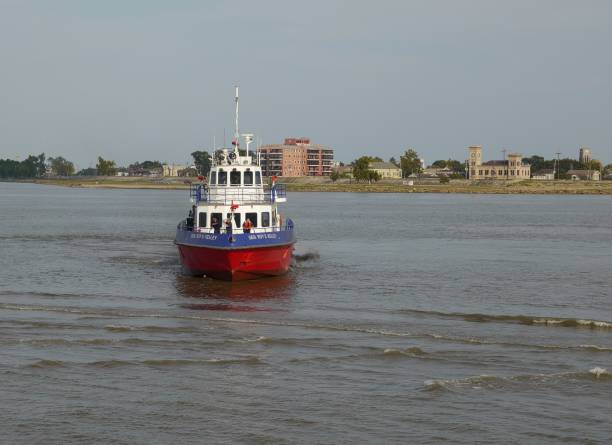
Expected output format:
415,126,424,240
89,356,262,368
181,303,268,312
424,367,611,391
578,345,612,352
532,319,612,329
383,347,427,356
104,325,134,332
393,308,612,330
293,251,320,262
590,367,609,378
28,359,65,369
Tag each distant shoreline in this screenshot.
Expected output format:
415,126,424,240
6,177,612,195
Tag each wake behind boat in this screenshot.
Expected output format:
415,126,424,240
175,88,296,281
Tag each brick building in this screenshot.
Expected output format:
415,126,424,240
259,138,334,177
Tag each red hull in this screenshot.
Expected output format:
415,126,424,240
177,243,295,281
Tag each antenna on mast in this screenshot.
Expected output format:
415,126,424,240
234,85,239,156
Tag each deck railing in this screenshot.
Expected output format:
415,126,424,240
189,184,286,204
179,218,294,234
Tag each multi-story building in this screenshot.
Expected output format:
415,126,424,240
467,145,531,180
259,138,334,177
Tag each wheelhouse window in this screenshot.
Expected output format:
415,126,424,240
198,212,207,228
261,212,270,227
255,171,262,185
218,170,227,185
211,213,222,229
230,170,241,186
244,170,253,186
245,212,258,227
209,171,216,185
228,212,241,228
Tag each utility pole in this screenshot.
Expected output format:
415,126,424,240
502,149,507,179
555,152,561,180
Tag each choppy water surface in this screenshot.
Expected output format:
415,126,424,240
1,182,611,444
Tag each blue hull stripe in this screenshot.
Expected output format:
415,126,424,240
175,227,296,250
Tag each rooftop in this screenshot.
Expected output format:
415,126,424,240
370,162,400,169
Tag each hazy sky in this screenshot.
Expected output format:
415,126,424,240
1,0,611,168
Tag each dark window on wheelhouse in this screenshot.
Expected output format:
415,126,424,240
198,212,207,228
211,213,222,231
230,170,241,186
228,213,241,228
209,171,216,185
244,170,253,186
218,170,227,185
255,171,262,185
245,212,258,227
261,212,270,227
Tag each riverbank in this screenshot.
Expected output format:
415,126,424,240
9,177,612,194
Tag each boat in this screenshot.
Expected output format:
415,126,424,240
174,87,296,281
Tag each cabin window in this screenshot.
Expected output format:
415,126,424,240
228,213,241,228
245,212,258,227
209,171,216,185
255,171,262,185
230,170,241,186
211,213,222,230
261,212,270,227
198,212,207,228
218,170,227,185
244,170,253,186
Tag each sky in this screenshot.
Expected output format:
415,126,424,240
1,0,611,169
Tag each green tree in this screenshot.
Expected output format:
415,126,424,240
446,159,464,172
389,157,399,166
352,157,371,182
77,168,98,176
352,156,382,183
191,150,212,176
96,157,117,176
48,156,75,176
367,170,381,183
330,170,341,182
36,153,46,177
431,160,447,168
400,149,422,177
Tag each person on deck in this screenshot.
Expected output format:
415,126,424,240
225,216,233,235
242,218,253,233
211,217,221,234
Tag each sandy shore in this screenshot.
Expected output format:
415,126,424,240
13,177,612,195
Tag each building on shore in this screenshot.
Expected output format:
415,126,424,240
467,145,531,180
162,163,188,177
579,147,592,164
369,162,401,179
258,138,333,177
567,169,600,181
532,169,555,180
334,165,353,178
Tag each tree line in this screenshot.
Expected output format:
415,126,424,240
333,149,466,183
0,152,208,178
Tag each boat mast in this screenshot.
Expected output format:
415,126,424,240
234,85,239,157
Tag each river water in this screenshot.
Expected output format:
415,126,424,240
1,182,611,444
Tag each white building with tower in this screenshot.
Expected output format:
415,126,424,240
467,145,531,180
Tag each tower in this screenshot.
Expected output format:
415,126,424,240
579,147,592,164
468,145,482,168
